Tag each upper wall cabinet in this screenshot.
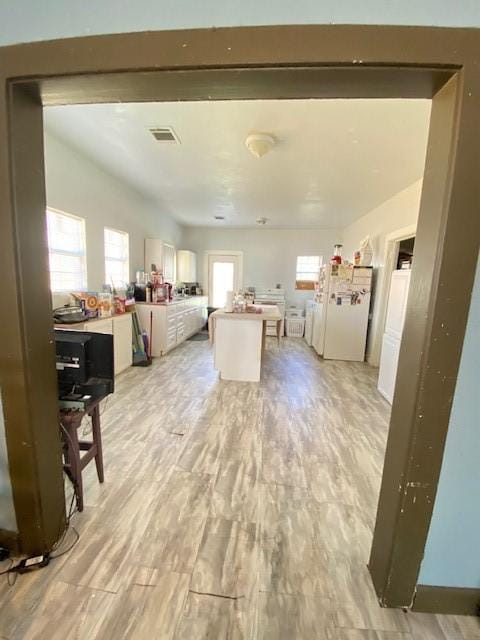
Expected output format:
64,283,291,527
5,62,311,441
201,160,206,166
145,238,163,273
177,250,197,283
163,243,176,283
145,238,176,282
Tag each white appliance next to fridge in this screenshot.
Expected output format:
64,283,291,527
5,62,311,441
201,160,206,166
377,269,411,403
304,300,315,346
254,288,285,337
312,264,373,361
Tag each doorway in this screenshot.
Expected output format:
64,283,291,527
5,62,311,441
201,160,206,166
396,236,416,270
377,238,415,404
0,26,479,615
206,251,243,308
369,224,417,367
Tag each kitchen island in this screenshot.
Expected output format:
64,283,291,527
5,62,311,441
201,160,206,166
209,305,282,382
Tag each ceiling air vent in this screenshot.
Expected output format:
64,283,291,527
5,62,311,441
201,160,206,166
149,127,180,143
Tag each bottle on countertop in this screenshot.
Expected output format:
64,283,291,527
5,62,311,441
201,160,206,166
146,282,152,303
331,244,343,265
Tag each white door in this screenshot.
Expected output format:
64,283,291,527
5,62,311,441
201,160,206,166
378,269,411,403
384,270,411,339
207,254,242,308
377,333,401,403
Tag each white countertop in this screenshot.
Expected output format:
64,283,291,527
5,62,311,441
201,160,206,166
136,296,207,306
54,313,129,329
210,305,282,321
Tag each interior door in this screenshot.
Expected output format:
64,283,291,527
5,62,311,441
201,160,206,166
378,269,412,403
377,332,401,403
384,270,411,339
207,254,241,308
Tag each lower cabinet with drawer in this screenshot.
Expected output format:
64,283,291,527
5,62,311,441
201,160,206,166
54,314,133,376
112,314,133,376
136,297,207,357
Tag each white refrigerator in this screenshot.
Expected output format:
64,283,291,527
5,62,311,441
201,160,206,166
377,269,411,403
312,264,373,361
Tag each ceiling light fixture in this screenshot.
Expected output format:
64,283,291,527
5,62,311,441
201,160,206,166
245,133,275,158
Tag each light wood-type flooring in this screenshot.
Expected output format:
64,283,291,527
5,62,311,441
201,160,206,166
1,338,479,639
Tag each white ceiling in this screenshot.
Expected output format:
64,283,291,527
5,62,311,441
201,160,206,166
44,99,431,229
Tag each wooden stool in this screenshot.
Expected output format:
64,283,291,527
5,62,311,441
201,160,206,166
60,396,105,512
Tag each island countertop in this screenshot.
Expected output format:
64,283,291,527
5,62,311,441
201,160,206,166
210,305,282,321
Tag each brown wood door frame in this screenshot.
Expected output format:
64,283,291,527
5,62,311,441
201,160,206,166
0,25,479,609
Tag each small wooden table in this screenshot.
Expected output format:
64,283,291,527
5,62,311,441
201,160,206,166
60,395,105,512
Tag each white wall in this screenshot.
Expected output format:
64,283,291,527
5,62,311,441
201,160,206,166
0,1,479,46
182,226,341,308
419,254,480,588
342,179,422,264
342,179,423,364
44,130,183,296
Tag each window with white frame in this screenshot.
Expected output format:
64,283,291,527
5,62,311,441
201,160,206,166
46,208,87,292
295,255,322,290
104,228,129,288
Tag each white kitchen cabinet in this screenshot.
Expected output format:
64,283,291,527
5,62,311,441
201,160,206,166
193,307,202,333
136,296,208,356
177,250,197,282
83,318,113,334
163,243,176,282
145,238,176,282
145,238,164,273
112,313,133,376
186,308,197,336
55,315,132,376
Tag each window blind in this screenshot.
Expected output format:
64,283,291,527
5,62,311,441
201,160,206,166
295,255,322,290
104,227,129,288
47,208,87,292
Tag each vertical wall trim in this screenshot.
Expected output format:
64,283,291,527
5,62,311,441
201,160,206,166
369,69,480,606
0,83,66,554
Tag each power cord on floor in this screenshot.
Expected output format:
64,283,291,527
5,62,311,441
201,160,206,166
2,450,81,584
50,527,80,559
0,560,13,576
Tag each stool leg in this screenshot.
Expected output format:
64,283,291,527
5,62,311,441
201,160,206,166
66,420,84,512
91,404,105,483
